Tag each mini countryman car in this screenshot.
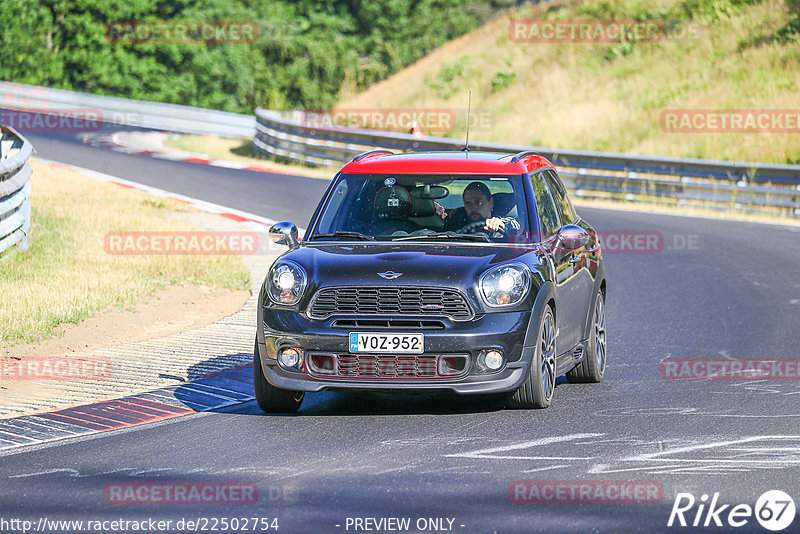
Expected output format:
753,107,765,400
255,150,606,412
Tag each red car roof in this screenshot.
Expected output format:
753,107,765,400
339,151,555,175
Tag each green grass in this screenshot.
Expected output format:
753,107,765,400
0,160,250,345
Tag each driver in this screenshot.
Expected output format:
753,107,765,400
442,181,520,234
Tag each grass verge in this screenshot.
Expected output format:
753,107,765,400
0,159,250,345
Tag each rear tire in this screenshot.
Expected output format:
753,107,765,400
566,291,606,383
508,305,556,409
254,339,304,413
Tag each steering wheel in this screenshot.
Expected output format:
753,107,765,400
456,220,504,239
455,221,488,234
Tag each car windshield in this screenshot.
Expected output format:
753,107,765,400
310,174,531,243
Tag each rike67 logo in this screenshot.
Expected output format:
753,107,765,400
668,490,796,531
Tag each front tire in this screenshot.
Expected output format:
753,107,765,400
567,291,606,383
508,305,556,409
254,339,304,413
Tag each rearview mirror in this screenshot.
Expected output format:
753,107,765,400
269,221,299,248
411,185,449,200
556,224,590,250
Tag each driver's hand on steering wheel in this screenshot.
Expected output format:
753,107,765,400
433,201,446,219
484,217,506,232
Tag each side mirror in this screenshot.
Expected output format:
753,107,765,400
269,222,299,248
556,224,590,250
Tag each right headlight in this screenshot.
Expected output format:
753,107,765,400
266,260,307,306
479,263,531,307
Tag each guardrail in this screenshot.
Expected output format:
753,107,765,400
0,126,33,256
254,108,800,217
0,81,254,138
1,81,796,217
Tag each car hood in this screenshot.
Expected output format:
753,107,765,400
279,242,545,289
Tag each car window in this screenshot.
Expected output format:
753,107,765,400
543,170,576,224
311,174,530,243
531,172,560,239
316,180,349,232
437,179,514,210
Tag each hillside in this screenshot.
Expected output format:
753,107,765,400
340,0,800,164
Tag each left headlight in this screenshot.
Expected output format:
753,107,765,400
266,260,307,305
479,263,531,307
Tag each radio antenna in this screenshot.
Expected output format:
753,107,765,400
461,90,472,152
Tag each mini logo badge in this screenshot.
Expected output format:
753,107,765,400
378,271,403,280
384,177,396,186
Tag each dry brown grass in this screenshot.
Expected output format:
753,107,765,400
341,0,800,164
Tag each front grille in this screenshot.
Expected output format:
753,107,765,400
339,355,437,378
308,287,473,321
306,353,469,380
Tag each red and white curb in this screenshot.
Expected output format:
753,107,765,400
0,161,297,451
39,158,306,235
82,131,288,174
0,365,255,454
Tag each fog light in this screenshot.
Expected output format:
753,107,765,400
278,347,302,369
484,350,504,370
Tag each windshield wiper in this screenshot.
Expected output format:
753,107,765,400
311,231,375,241
392,231,491,242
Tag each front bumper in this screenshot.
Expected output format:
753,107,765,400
258,309,535,394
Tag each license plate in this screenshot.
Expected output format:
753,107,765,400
349,333,424,354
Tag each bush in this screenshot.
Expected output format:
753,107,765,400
490,71,516,92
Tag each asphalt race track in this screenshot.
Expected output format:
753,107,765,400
19,124,331,225
2,126,800,533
